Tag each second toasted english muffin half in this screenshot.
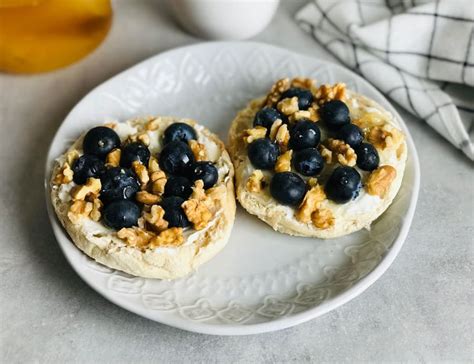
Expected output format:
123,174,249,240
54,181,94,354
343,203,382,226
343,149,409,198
228,78,407,239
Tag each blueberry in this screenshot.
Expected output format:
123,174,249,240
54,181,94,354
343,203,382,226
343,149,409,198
292,148,324,176
103,200,140,230
355,143,379,171
120,142,150,168
99,167,140,204
289,120,321,150
160,196,190,228
159,141,195,175
325,166,362,204
83,126,121,159
163,123,197,145
253,107,284,129
164,175,193,199
247,138,280,170
188,161,218,189
336,123,364,147
72,154,105,185
280,87,313,110
319,100,350,130
270,172,307,206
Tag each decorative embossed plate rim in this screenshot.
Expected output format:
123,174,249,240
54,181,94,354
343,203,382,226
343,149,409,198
45,42,420,335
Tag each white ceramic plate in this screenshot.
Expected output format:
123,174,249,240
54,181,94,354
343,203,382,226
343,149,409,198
45,42,420,335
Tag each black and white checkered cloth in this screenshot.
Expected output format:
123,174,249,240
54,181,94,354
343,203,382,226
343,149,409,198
296,0,474,160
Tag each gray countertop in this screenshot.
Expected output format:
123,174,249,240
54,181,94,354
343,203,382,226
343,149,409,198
1,1,472,362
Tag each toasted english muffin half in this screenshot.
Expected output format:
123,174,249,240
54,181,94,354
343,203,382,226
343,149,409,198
228,78,407,239
50,116,235,279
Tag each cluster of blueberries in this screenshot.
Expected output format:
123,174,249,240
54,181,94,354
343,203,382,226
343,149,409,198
247,87,380,207
70,123,219,230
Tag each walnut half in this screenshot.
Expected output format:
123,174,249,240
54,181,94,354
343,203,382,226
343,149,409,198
366,125,404,150
324,138,357,167
295,184,327,223
366,165,397,198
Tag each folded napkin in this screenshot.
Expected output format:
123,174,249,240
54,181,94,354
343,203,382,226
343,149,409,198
296,0,474,160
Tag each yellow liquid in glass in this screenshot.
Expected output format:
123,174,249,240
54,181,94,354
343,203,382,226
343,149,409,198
0,0,112,73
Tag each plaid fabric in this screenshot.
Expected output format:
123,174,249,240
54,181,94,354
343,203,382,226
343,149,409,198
296,0,474,160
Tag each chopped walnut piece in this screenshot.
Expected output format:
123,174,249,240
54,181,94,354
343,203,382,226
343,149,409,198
148,156,160,173
308,177,318,187
353,112,385,129
396,143,405,160
65,150,80,165
53,162,74,185
277,97,299,116
318,144,333,164
150,170,167,195
275,150,293,173
243,126,267,144
367,125,404,150
117,227,155,248
149,227,184,248
311,208,335,229
308,104,320,121
105,148,121,168
366,165,397,198
269,119,283,140
274,123,290,152
265,78,291,106
246,170,265,192
132,161,150,187
182,198,212,230
325,138,357,167
295,184,327,223
70,178,101,201
90,198,103,222
128,132,150,146
315,83,346,104
189,140,208,161
103,122,117,129
145,117,159,131
68,200,93,224
289,110,311,123
188,179,207,201
136,191,160,204
291,77,316,90
143,205,168,232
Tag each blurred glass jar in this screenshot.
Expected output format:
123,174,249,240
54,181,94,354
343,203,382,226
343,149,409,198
0,0,112,73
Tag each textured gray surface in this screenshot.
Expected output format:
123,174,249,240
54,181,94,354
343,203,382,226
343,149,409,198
0,0,473,362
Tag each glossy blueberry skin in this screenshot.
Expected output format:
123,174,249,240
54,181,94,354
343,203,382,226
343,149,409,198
289,120,321,150
247,138,280,170
99,167,140,204
160,196,190,228
325,166,362,204
72,154,106,185
188,161,218,189
319,100,350,130
355,143,380,171
83,126,121,159
253,107,284,129
292,148,324,176
103,200,140,230
270,172,307,206
120,142,151,168
280,87,314,110
159,141,195,176
163,123,197,145
336,123,364,148
164,175,193,199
